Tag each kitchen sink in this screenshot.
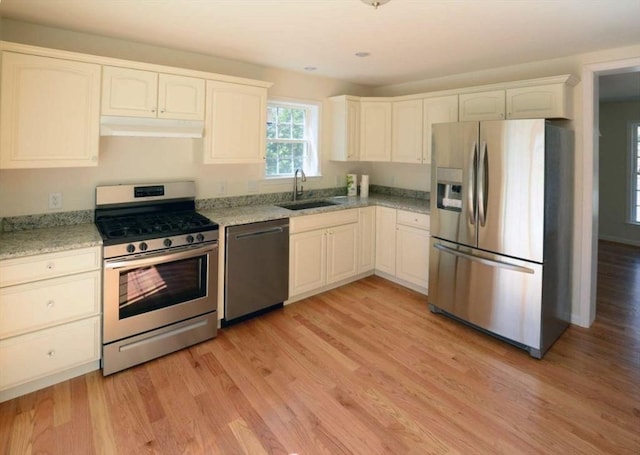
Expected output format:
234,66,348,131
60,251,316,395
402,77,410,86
277,200,338,211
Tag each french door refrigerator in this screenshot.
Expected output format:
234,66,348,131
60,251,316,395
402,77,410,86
428,119,574,358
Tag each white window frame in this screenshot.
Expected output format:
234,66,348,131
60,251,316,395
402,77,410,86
265,98,321,179
629,121,640,224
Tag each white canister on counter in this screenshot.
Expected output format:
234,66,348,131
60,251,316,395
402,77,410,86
360,174,369,198
347,174,358,196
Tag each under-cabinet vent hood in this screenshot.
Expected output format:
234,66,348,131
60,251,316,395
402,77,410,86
100,116,204,138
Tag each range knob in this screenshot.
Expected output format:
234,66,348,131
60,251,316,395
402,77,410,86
164,238,173,247
196,233,205,242
126,244,135,253
186,235,194,244
139,242,148,251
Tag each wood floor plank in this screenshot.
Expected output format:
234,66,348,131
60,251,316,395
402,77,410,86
1,240,639,454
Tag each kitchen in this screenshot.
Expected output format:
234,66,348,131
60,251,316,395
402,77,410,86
1,1,640,453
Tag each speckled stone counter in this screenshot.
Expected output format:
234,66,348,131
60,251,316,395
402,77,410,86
0,194,427,259
0,223,103,260
200,194,429,227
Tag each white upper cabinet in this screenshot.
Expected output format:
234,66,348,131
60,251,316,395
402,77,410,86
330,96,360,161
203,80,267,164
0,52,101,169
360,101,392,161
157,73,205,120
506,83,572,119
392,99,423,163
422,95,458,164
459,90,506,121
459,77,575,122
102,66,205,120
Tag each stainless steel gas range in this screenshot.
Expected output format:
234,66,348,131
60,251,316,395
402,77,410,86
94,181,219,375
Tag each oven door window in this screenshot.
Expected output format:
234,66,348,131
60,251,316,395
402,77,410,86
118,255,207,319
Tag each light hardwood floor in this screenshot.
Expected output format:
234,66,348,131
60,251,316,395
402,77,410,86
1,241,639,454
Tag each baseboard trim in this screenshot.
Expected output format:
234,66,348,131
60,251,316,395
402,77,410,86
0,360,100,403
598,235,640,247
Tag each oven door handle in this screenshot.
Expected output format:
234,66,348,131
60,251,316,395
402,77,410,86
105,244,217,270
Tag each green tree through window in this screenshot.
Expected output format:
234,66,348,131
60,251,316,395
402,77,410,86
266,101,319,177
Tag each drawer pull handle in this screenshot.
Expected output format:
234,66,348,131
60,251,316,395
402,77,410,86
47,350,55,358
46,263,55,270
47,300,55,309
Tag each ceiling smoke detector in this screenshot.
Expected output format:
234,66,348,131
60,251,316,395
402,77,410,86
360,0,391,9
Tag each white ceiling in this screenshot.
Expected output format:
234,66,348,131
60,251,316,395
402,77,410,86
0,0,639,88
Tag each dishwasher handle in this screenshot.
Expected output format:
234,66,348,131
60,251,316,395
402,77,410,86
234,226,286,240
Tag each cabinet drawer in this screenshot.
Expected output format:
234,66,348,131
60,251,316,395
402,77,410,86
0,247,101,287
396,210,430,230
0,316,101,390
290,209,358,234
0,271,101,339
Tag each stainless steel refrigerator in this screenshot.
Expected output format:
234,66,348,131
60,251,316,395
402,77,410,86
429,119,573,358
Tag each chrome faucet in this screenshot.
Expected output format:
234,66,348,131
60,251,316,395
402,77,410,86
293,168,306,201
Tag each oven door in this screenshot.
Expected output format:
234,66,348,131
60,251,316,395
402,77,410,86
103,242,218,344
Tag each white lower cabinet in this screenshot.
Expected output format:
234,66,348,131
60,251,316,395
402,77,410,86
288,209,360,300
375,206,397,275
375,208,430,293
0,246,102,402
358,207,376,273
396,224,430,289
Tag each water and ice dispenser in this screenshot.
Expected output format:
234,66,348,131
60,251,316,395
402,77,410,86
436,167,463,212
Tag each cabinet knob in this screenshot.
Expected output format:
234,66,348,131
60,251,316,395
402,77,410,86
151,108,157,113
47,300,55,309
46,262,55,270
47,350,56,358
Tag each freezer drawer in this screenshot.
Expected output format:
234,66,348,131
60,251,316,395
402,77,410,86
428,239,544,355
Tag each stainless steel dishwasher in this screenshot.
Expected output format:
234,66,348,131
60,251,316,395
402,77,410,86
224,218,289,324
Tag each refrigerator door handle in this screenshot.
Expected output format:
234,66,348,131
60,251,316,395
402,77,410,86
478,141,488,227
433,243,535,274
468,142,478,225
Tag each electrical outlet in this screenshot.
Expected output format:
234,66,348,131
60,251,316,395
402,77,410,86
218,181,227,195
49,192,63,209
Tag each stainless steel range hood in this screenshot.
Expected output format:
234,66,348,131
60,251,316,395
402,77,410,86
100,115,204,138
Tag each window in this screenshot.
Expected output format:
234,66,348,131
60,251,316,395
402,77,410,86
266,100,319,178
630,122,640,224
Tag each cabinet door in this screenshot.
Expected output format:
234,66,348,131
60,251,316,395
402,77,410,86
158,73,205,120
396,224,430,289
423,95,458,164
360,101,392,161
204,80,267,164
392,99,423,163
506,84,570,119
459,90,505,121
331,97,360,161
0,52,100,169
375,207,397,275
289,229,327,297
326,223,358,284
101,66,158,117
358,207,376,273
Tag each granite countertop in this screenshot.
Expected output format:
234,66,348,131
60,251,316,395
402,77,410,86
201,194,429,227
0,194,428,260
0,223,103,260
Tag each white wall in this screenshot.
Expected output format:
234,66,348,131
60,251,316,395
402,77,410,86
598,101,640,246
0,19,375,217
